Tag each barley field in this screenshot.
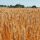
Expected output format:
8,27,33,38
0,8,40,40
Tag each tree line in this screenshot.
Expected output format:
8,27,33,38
0,4,37,8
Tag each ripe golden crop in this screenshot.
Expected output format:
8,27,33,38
0,8,40,40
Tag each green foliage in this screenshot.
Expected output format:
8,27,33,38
31,5,37,8
0,5,6,7
14,4,24,8
9,5,15,8
0,4,37,8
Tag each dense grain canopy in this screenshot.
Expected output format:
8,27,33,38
0,8,40,40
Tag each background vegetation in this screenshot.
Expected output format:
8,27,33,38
0,4,37,8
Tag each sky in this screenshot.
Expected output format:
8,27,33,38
0,0,40,7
